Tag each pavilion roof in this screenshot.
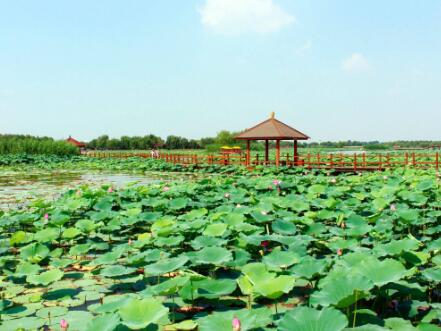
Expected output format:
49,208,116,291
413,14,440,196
235,113,310,140
66,136,86,147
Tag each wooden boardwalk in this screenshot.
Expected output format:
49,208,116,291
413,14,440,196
86,151,440,173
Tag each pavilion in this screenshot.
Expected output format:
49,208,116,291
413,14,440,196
235,113,310,166
66,136,86,149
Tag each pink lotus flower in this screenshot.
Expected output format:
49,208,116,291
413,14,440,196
340,222,346,229
390,204,397,211
337,249,343,256
44,213,49,220
261,240,269,247
272,179,282,186
60,319,69,330
107,187,113,193
232,317,241,331
162,186,170,192
224,193,231,199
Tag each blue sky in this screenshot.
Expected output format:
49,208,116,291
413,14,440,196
1,0,440,142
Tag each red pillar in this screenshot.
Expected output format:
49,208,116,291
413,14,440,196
293,140,298,166
246,140,251,166
276,140,280,167
265,140,269,165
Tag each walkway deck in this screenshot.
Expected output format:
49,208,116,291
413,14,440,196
87,151,440,173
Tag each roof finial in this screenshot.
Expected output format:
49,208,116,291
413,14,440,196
270,112,275,119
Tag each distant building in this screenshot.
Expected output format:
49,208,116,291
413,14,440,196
66,136,86,149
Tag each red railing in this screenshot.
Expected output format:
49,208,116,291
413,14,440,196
86,151,440,172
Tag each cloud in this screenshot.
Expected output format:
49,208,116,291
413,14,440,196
198,0,295,35
341,53,370,73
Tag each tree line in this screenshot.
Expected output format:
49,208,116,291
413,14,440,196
0,134,79,156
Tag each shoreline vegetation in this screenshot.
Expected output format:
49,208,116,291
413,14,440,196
2,133,441,156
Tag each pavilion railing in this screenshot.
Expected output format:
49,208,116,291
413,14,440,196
85,151,440,172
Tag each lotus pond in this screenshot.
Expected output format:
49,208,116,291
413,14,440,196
0,166,440,331
0,169,204,211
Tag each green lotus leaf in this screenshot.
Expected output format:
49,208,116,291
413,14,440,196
88,295,131,314
75,219,98,233
397,209,419,224
272,219,297,234
0,316,45,331
223,213,245,227
374,238,421,257
118,297,169,329
144,255,189,276
62,227,82,239
34,227,59,242
169,198,188,210
20,243,50,263
310,272,373,308
100,265,136,277
422,267,441,282
203,223,228,237
198,307,272,331
15,261,41,277
241,263,273,283
85,313,120,331
10,231,28,246
69,243,91,256
168,320,198,330
35,306,68,318
254,275,295,299
384,317,418,330
345,215,372,237
190,236,227,250
290,257,328,279
27,268,64,286
250,211,273,223
279,307,348,331
142,276,190,296
193,246,232,265
262,248,300,270
50,311,93,331
155,235,185,247
353,258,407,286
195,278,237,299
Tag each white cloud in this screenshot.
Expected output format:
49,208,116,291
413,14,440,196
198,0,295,35
341,53,370,73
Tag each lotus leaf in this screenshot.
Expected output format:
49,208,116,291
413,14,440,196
279,306,348,331
27,268,64,286
118,297,169,329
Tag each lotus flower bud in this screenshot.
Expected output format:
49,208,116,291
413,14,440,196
330,178,337,184
224,193,231,199
261,240,269,247
232,317,241,331
60,319,69,330
390,204,397,211
260,211,268,215
163,186,170,192
44,213,49,220
107,187,113,193
236,204,241,208
337,249,343,256
383,175,388,180
128,239,132,246
340,222,346,229
272,179,281,186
